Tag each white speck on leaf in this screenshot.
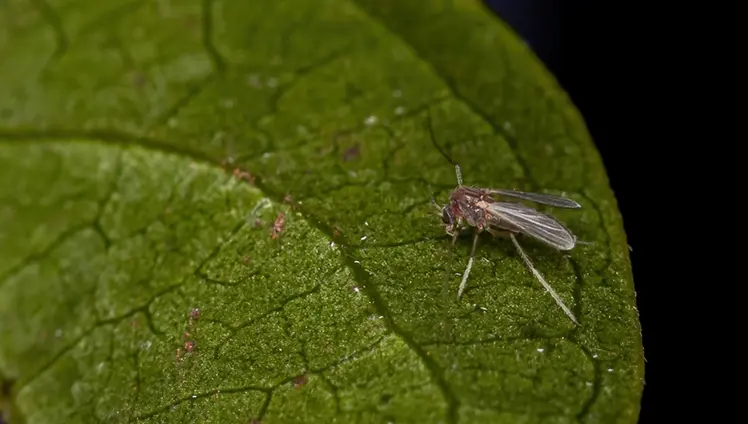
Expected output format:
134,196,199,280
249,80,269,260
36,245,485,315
608,368,614,373
364,115,377,126
360,235,367,241
394,106,405,115
54,329,63,338
141,340,152,350
211,131,225,144
537,348,544,353
247,74,262,88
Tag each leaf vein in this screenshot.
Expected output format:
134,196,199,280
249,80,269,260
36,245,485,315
200,0,226,73
29,0,67,65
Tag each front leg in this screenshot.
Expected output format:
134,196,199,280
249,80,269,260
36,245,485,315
457,227,482,299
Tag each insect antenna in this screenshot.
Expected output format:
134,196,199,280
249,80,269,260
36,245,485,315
509,233,579,325
430,196,442,214
454,164,463,186
456,231,480,299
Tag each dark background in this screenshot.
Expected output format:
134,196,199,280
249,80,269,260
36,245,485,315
482,1,653,422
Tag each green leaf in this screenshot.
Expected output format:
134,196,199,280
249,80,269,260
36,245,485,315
0,0,643,423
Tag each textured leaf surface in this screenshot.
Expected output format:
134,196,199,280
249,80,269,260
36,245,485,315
0,0,643,423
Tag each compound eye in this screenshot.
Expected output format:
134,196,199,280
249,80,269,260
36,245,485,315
441,208,451,224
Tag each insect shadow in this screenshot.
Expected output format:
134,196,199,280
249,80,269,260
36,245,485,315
432,164,583,325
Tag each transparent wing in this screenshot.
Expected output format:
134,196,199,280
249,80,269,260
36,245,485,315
486,189,581,209
486,202,577,250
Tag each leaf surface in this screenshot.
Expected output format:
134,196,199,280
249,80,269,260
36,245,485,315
0,0,643,423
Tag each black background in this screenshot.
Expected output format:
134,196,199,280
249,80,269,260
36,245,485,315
483,1,653,422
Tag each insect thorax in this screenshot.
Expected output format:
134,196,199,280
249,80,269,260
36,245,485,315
449,197,485,229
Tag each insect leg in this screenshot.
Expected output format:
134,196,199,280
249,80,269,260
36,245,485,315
509,233,579,325
438,228,462,338
438,230,460,301
454,164,463,186
457,230,480,299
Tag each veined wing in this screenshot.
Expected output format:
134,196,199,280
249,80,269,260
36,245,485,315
486,202,577,250
486,189,581,209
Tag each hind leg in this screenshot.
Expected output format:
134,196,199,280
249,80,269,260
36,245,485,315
486,227,513,239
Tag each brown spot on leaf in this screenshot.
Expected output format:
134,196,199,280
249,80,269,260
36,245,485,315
190,308,200,320
232,168,255,184
283,193,299,211
342,144,360,161
293,374,308,388
270,212,286,239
